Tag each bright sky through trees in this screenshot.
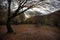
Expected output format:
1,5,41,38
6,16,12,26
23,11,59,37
0,0,60,18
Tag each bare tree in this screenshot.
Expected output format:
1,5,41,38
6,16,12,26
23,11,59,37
6,0,40,33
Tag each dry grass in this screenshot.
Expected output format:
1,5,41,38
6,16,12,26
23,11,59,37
0,24,60,40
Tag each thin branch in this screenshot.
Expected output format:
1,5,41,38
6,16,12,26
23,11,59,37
11,0,27,18
13,0,22,15
14,0,27,14
21,0,27,6
10,5,34,19
10,0,40,19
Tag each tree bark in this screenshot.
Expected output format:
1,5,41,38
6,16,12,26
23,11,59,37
6,0,14,33
6,18,14,33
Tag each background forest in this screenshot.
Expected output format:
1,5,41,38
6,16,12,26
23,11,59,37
0,0,60,40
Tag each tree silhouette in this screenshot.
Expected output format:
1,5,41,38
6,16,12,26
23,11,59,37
6,0,40,33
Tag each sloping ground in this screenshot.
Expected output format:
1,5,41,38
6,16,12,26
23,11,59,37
0,24,60,40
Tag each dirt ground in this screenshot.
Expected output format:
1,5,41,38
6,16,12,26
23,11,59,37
0,24,60,40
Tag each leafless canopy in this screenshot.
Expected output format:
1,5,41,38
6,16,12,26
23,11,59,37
7,0,41,19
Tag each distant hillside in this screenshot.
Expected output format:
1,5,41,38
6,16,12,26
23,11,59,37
25,10,60,26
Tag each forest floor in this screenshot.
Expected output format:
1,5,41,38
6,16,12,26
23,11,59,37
0,24,60,40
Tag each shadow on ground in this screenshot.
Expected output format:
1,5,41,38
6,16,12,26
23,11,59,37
0,24,60,40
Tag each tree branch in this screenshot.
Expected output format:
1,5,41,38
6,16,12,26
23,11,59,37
12,0,22,15
21,0,27,6
10,0,40,19
11,0,28,18
10,5,33,19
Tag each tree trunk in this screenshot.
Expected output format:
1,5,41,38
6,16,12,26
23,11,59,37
6,18,14,33
6,0,14,33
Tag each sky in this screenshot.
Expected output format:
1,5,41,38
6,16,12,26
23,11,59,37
0,0,60,18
